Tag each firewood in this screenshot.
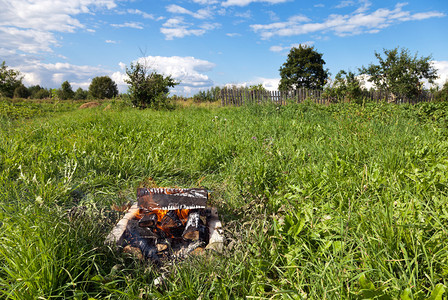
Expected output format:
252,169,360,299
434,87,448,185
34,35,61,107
205,207,224,253
182,211,203,241
137,188,208,210
105,202,139,246
138,213,158,228
174,240,206,259
161,210,182,228
156,238,171,252
125,222,160,264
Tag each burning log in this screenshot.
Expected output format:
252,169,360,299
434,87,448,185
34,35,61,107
161,210,183,229
137,188,208,211
106,186,224,264
156,238,171,252
138,213,157,228
124,222,160,264
174,240,206,259
182,210,206,241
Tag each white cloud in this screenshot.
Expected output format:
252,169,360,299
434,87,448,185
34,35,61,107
335,1,356,9
269,41,314,52
105,39,117,44
166,4,213,20
235,10,252,19
192,0,219,4
0,0,116,32
0,0,117,56
335,0,371,13
267,10,279,21
226,33,242,37
251,3,445,39
269,45,284,52
161,17,219,40
115,56,216,94
433,61,448,87
225,77,280,91
14,57,108,89
222,0,289,7
110,22,144,29
110,70,128,92
0,27,58,53
255,77,280,91
127,8,158,20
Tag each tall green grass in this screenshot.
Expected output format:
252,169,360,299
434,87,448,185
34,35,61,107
0,100,447,298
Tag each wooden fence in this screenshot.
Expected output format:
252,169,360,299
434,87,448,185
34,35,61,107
220,88,434,106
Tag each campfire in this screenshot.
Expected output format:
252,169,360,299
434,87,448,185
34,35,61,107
106,188,223,264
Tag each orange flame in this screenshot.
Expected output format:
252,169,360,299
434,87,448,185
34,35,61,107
135,208,191,238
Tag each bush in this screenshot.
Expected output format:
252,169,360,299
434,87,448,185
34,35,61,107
34,89,50,99
88,76,118,99
125,61,178,109
13,84,30,99
193,87,221,103
434,81,448,102
58,81,74,100
323,70,365,103
0,61,22,98
74,88,88,100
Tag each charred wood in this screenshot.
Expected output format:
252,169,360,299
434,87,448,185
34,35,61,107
182,211,206,241
137,188,208,210
161,210,182,228
138,213,158,228
125,222,160,264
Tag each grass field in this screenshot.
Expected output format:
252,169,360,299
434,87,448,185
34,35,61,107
1,98,448,299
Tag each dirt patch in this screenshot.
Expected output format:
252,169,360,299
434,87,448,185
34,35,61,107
79,102,100,109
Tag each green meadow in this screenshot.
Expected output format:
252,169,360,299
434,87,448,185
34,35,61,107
1,98,447,299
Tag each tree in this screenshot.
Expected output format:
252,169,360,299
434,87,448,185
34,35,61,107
434,81,448,102
125,61,178,109
0,61,23,98
359,47,438,101
28,85,44,99
13,84,30,98
58,81,74,100
34,89,50,99
279,45,329,91
74,87,88,100
88,76,118,99
325,70,364,103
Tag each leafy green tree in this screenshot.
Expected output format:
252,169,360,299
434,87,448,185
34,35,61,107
34,89,50,99
28,85,44,99
434,81,448,102
193,87,222,102
125,61,178,109
279,45,329,91
0,61,23,98
359,47,438,101
58,81,74,100
249,84,266,92
74,87,88,100
13,84,30,98
325,70,364,103
88,76,118,99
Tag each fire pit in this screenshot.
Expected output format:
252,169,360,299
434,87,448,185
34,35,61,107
106,188,223,264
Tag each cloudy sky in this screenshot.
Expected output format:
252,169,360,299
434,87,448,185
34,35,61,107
1,0,447,95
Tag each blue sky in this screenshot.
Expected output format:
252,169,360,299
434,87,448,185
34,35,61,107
1,0,447,95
